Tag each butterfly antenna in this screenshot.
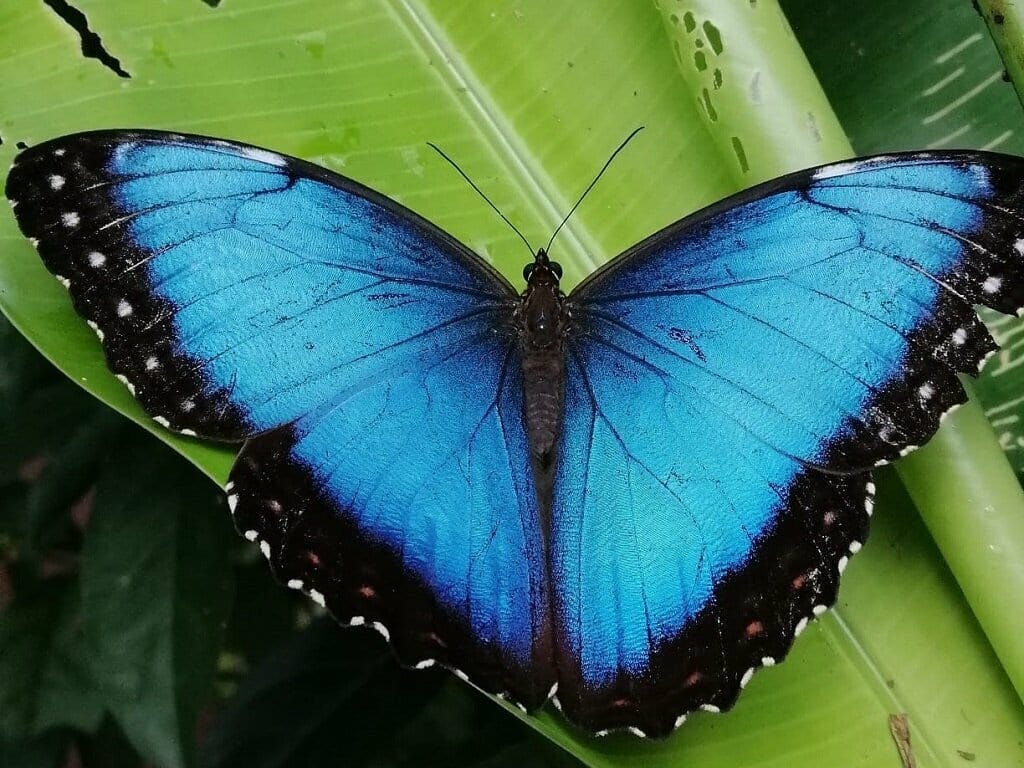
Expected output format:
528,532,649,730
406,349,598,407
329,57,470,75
427,142,536,256
545,126,644,254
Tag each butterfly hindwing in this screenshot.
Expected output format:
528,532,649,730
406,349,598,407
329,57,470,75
553,152,1024,734
229,331,554,707
6,131,552,707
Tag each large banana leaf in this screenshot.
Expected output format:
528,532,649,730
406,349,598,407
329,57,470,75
1,1,1023,766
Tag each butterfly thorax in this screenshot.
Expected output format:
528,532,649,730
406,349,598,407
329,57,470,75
518,251,569,500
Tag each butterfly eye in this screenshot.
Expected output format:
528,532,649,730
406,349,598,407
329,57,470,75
550,261,563,279
523,264,536,281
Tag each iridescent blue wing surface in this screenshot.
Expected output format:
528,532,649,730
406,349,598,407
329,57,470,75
554,152,1024,735
5,131,553,707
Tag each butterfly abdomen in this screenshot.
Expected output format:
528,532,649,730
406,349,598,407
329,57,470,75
521,345,565,462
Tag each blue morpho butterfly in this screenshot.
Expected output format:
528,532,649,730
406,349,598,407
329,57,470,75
6,129,1024,737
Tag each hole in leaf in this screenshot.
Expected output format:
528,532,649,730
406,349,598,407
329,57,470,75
43,0,131,78
701,88,718,121
731,137,749,172
703,20,724,55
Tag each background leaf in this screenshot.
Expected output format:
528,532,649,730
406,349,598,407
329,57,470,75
0,575,103,739
80,432,235,768
1,1,1023,767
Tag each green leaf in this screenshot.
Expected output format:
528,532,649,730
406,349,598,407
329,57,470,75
22,407,124,553
80,431,235,768
2,1,1024,766
0,576,104,739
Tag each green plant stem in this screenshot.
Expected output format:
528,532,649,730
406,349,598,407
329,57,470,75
897,384,1024,700
977,0,1024,110
654,0,849,186
656,0,1024,703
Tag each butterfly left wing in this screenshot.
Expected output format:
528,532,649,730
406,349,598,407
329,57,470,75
6,131,554,708
551,152,1024,735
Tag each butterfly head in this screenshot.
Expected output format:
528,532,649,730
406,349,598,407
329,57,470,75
522,249,563,287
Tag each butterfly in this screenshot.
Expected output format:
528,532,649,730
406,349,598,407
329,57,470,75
5,130,1024,737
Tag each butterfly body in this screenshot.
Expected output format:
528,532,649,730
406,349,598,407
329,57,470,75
7,130,1024,737
518,249,569,484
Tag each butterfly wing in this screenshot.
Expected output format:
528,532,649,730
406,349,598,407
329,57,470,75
6,131,553,706
553,152,1024,735
6,131,512,439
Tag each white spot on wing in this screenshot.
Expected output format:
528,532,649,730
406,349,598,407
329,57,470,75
181,428,197,437
115,374,135,395
674,714,687,728
918,382,935,400
627,727,647,738
952,327,967,346
86,320,105,341
812,604,828,616
181,400,195,412
309,589,326,607
240,146,287,167
244,529,258,541
740,667,755,688
761,656,776,667
61,212,79,227
983,276,1002,294
701,703,721,714
849,540,863,553
154,416,170,427
1015,238,1024,255
415,659,435,669
145,356,159,371
794,617,809,636
286,579,303,589
56,275,70,288
49,174,65,190
349,616,365,626
226,494,238,513
54,148,66,157
838,555,849,573
88,251,106,267
371,621,390,640
259,540,271,559
116,300,132,317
